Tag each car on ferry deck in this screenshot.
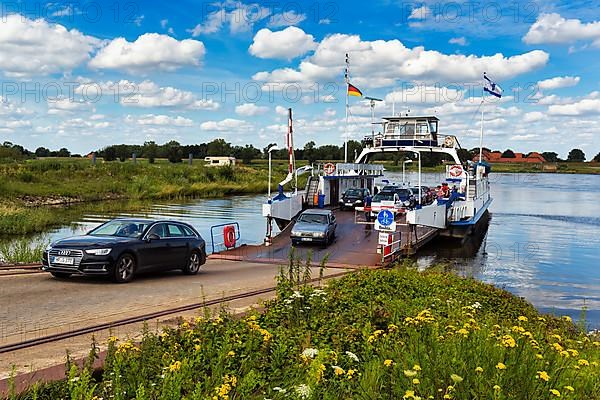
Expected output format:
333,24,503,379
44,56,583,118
42,218,206,283
291,209,337,247
339,187,371,210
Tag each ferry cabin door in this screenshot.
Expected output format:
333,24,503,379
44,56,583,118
329,180,339,207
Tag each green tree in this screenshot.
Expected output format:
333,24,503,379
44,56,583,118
567,148,585,162
144,141,158,164
103,146,117,161
303,141,317,164
593,152,600,163
347,140,363,162
166,142,182,163
541,152,559,162
501,149,516,158
207,139,232,156
35,147,51,157
56,148,71,157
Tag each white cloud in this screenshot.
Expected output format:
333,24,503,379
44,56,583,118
449,37,467,46
89,33,205,73
0,14,99,78
319,19,331,25
127,114,194,127
409,6,431,20
200,118,251,131
523,13,600,46
268,11,306,27
275,105,289,116
537,76,580,90
523,111,546,123
253,34,549,88
249,27,317,60
76,79,219,110
47,98,95,114
235,103,269,116
189,4,271,36
548,98,600,116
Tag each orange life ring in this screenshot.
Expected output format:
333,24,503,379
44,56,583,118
449,165,463,177
223,225,236,248
324,163,336,175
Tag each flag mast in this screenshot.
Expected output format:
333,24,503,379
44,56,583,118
479,104,484,163
344,53,350,163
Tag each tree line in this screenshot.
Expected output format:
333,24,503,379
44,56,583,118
1,140,598,164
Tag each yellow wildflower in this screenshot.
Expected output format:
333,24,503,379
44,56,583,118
535,354,544,360
227,351,235,357
475,366,484,373
413,378,420,384
493,385,501,391
169,361,181,372
347,369,356,379
567,349,579,357
578,359,590,366
404,390,416,399
563,386,574,392
496,362,506,370
404,369,418,377
536,371,550,382
501,335,517,348
550,389,561,397
383,359,394,367
518,316,528,322
552,342,564,352
457,328,469,336
551,334,562,341
450,374,463,383
107,336,118,344
562,316,572,323
413,364,422,371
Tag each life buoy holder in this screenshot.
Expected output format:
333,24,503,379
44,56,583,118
449,165,463,177
324,163,336,175
223,225,236,248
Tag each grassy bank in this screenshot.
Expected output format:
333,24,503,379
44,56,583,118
13,262,600,399
0,158,293,236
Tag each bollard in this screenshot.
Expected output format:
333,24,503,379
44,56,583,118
132,153,137,164
188,153,193,165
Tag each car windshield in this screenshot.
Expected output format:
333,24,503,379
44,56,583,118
298,214,328,224
396,189,411,197
373,192,395,202
89,221,150,238
344,189,362,197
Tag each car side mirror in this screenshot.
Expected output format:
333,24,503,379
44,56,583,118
147,233,160,242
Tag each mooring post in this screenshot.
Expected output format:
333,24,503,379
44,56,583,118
132,153,137,164
188,153,193,165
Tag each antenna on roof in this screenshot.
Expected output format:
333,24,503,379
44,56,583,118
364,96,383,138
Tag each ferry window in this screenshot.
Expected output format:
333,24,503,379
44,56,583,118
385,122,397,135
429,121,438,133
212,160,219,164
416,122,429,135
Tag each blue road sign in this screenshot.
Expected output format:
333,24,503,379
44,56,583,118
377,210,394,226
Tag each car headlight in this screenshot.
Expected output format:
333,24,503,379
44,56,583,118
354,199,361,204
291,230,299,236
313,232,325,238
403,200,411,207
85,248,112,256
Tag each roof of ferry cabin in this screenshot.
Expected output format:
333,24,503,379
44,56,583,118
381,115,439,121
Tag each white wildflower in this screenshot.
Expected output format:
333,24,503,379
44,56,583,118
345,351,359,362
471,302,482,309
302,348,319,358
295,384,311,399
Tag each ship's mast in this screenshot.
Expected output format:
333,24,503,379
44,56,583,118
287,108,295,188
344,53,350,163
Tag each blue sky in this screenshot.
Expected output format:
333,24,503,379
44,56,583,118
0,0,599,158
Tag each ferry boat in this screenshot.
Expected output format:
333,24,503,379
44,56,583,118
262,111,492,244
357,114,492,237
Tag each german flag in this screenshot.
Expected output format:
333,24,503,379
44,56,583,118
347,83,362,97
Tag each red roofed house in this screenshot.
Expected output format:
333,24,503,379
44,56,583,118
473,150,546,163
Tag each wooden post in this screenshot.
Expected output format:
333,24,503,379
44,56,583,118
188,153,193,165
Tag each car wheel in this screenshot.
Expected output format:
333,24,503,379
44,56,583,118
183,250,204,275
50,272,71,279
113,253,136,283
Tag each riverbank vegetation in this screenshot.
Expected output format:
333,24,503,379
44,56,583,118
12,262,600,399
0,159,292,236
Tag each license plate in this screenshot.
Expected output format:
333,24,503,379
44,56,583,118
301,237,312,241
345,203,354,206
51,256,74,265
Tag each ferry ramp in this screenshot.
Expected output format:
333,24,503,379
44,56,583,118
210,210,438,268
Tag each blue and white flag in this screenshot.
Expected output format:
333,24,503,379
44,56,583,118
483,73,503,98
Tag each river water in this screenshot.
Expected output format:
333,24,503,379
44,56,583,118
3,172,599,328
